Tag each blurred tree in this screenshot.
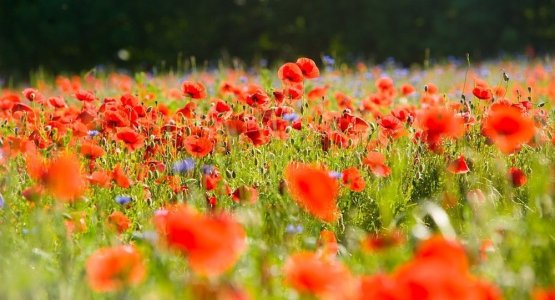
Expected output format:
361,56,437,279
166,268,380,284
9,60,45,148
0,0,554,79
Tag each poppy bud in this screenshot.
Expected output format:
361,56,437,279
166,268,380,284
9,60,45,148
321,133,331,152
278,179,286,195
509,167,527,187
407,115,414,125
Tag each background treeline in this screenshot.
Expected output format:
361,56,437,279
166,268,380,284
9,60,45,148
1,0,554,78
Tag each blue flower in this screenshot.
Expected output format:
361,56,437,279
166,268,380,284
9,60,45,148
201,165,214,175
116,195,132,206
322,55,335,66
282,113,299,122
286,224,303,234
328,171,342,180
0,193,4,209
88,130,100,137
173,158,195,173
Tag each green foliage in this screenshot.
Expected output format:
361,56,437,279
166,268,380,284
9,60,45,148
1,0,555,79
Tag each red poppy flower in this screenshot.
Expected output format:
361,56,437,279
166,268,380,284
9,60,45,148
107,211,131,234
473,86,493,100
75,90,96,102
88,170,112,188
338,112,370,134
25,151,48,182
358,274,403,300
104,110,130,128
112,164,132,188
202,168,221,191
283,251,354,299
307,85,328,100
182,81,207,99
48,96,67,108
318,230,339,258
447,155,470,174
509,167,527,187
295,57,320,79
284,162,339,222
414,235,468,272
533,289,555,300
244,128,271,147
376,77,394,92
116,127,144,151
86,245,146,292
395,258,482,300
379,115,406,139
330,131,350,148
81,141,105,160
482,103,535,154
22,185,44,202
342,167,366,192
23,88,42,102
425,83,439,94
273,90,285,103
362,152,391,177
154,204,246,276
362,229,405,252
335,92,354,110
283,85,303,100
245,89,270,107
232,185,258,204
278,62,304,83
392,236,501,300
184,135,213,158
40,152,87,202
400,83,416,96
212,99,231,114
414,105,465,149
176,102,197,119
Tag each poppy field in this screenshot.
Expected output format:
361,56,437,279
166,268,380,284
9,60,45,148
1,57,555,299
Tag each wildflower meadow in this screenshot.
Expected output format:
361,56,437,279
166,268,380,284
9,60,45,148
0,56,555,299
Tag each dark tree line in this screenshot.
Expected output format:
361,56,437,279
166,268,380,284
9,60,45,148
1,0,554,78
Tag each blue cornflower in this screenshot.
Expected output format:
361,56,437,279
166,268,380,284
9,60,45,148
283,113,299,122
88,130,100,137
173,158,195,173
0,193,4,209
201,165,214,175
116,195,132,206
328,171,342,180
285,224,303,234
322,55,335,66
